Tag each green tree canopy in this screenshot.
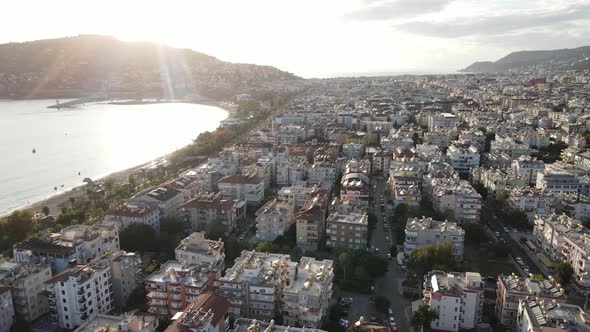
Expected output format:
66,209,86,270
411,304,439,332
119,223,157,252
556,261,575,290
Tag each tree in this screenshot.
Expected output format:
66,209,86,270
407,242,456,278
41,206,50,216
206,220,226,241
119,223,157,252
556,261,575,290
339,252,352,281
411,304,439,332
0,210,36,251
256,242,273,253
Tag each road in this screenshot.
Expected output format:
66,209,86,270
370,176,412,332
483,209,542,277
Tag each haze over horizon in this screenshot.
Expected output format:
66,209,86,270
2,0,589,78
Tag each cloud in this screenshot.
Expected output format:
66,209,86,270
345,0,454,21
395,3,590,38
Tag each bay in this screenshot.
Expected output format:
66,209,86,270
0,100,228,214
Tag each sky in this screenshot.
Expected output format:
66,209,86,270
1,0,589,78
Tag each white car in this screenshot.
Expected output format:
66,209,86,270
389,316,396,325
388,308,393,315
503,227,510,232
385,236,390,242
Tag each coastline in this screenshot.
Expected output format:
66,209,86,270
0,100,235,218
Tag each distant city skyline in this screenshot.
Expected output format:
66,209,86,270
2,0,589,78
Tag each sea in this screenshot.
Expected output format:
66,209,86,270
0,99,228,215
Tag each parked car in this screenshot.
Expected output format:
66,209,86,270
503,227,510,233
389,316,396,325
387,253,392,260
385,236,390,242
388,308,393,315
495,231,501,237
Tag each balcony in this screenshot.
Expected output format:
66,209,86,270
79,305,88,312
77,288,84,295
78,296,86,303
81,313,89,321
47,292,55,299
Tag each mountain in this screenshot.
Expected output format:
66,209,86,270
459,45,590,73
0,35,299,99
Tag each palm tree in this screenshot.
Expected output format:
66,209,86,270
411,304,439,332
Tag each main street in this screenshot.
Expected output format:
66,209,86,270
370,175,412,332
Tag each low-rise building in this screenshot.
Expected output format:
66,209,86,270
0,260,52,321
255,199,294,242
422,271,484,332
404,217,465,260
103,203,160,232
325,212,368,250
218,174,265,205
164,293,230,332
144,261,217,318
0,287,13,332
496,274,566,327
175,232,225,270
516,298,590,332
14,224,120,274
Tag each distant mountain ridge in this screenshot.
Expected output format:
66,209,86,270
460,45,590,73
0,35,299,99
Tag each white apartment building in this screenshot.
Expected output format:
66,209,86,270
74,313,159,332
326,212,368,249
0,287,13,332
45,258,114,330
130,186,185,217
533,214,584,261
508,188,556,222
404,218,465,260
107,251,141,312
562,232,590,290
175,232,225,270
308,159,337,188
496,274,566,328
491,136,535,159
255,198,294,242
218,174,265,205
144,261,216,318
536,172,581,195
282,257,334,328
0,260,52,321
278,184,324,208
14,224,120,274
103,203,161,232
422,271,484,332
231,318,328,332
432,180,482,223
511,156,545,186
218,251,295,320
446,144,480,173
